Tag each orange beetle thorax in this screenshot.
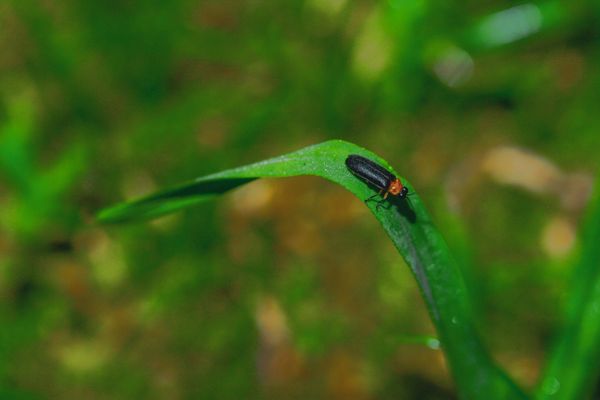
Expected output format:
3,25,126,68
387,179,403,196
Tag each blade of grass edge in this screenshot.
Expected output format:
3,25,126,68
536,179,600,400
98,140,527,399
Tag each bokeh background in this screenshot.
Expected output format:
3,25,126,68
1,0,600,398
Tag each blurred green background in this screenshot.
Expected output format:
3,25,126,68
1,0,599,398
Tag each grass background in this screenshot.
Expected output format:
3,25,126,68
1,1,600,398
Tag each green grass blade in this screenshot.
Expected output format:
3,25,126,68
98,140,526,399
536,180,600,400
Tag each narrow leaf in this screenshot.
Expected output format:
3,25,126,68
98,140,526,399
537,179,600,400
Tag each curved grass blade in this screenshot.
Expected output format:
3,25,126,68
98,140,526,399
536,180,600,400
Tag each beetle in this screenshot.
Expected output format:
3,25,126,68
345,154,409,210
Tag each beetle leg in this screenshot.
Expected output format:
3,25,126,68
365,192,380,204
376,199,392,211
